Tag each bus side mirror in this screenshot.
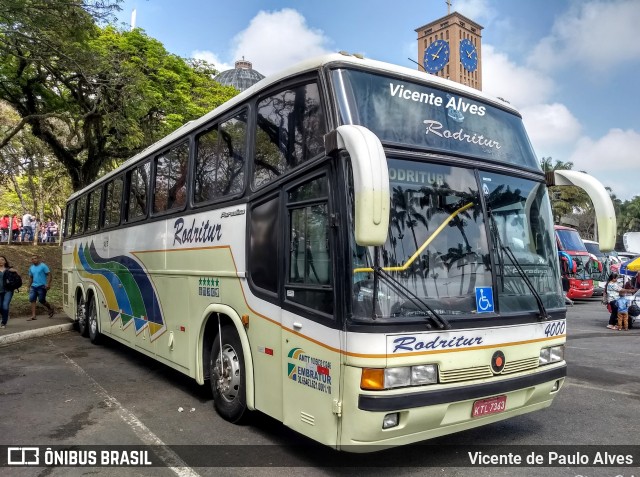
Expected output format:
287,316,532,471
325,125,390,246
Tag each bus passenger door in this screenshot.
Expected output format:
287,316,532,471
281,173,342,447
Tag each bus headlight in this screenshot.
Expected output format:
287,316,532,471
539,348,550,365
539,345,565,365
411,364,438,385
361,365,439,390
550,345,565,362
384,367,411,388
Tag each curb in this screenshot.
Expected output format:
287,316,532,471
0,323,75,346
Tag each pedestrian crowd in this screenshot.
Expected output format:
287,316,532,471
604,272,639,331
0,254,55,329
0,213,59,243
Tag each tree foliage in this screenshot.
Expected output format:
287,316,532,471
0,0,238,191
0,101,72,219
618,197,640,232
540,157,592,225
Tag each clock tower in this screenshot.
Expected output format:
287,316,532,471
415,10,483,90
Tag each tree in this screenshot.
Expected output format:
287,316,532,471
618,197,640,232
0,0,238,191
0,101,72,219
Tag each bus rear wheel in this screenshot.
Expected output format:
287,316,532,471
209,324,247,423
87,296,101,344
76,295,88,337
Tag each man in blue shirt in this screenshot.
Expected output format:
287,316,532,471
27,255,54,320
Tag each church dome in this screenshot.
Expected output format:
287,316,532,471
214,59,265,91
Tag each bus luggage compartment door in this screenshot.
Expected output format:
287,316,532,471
281,310,341,447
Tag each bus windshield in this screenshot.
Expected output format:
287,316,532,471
583,241,605,260
348,159,563,323
332,68,539,170
556,229,588,252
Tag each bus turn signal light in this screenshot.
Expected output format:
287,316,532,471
362,365,439,390
361,369,385,390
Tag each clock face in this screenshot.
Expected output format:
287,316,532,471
423,39,450,73
460,38,478,72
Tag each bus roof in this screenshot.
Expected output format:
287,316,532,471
68,52,522,200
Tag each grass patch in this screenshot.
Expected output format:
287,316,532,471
2,245,63,317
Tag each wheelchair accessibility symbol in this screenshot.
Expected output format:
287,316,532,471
475,287,494,313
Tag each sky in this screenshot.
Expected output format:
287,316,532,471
117,0,640,201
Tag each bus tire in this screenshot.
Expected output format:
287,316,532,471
87,296,101,345
209,325,247,423
77,294,88,337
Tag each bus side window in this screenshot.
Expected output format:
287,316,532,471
253,82,326,189
218,112,246,196
194,125,219,203
73,195,87,236
103,177,123,228
64,202,74,238
127,161,150,221
154,141,189,214
285,175,333,316
86,187,102,232
248,195,280,295
194,111,247,204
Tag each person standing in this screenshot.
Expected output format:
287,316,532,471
48,220,59,243
27,255,54,320
11,215,20,241
616,292,630,331
0,256,19,328
0,215,9,242
604,272,637,329
605,273,622,329
22,212,34,242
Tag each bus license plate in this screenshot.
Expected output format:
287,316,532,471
472,395,507,418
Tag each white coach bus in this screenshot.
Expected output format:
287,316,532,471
62,53,593,451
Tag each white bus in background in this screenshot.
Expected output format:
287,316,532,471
582,239,611,294
61,53,615,451
623,232,640,254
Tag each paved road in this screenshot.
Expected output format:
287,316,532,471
0,299,639,476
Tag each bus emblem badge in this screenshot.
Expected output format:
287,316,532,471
491,350,506,374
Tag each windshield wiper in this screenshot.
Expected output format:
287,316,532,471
372,262,451,330
489,210,550,321
502,246,550,320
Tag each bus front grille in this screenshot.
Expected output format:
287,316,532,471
439,365,492,382
502,357,540,374
439,357,540,383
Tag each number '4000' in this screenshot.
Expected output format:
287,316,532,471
544,322,566,337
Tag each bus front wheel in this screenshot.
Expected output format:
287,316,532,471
209,325,247,423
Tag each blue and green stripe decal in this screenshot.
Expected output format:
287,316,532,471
73,242,165,340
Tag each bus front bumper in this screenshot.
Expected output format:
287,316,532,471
567,287,593,299
338,364,566,451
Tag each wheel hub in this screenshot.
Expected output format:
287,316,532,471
76,301,85,321
89,307,97,336
214,344,241,402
